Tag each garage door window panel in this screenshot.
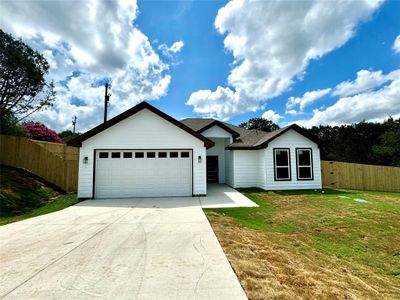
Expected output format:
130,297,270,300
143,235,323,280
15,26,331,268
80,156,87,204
135,152,144,158
158,152,167,158
181,152,190,158
111,152,121,158
274,148,291,181
99,152,109,158
147,152,156,158
170,152,178,158
123,152,132,158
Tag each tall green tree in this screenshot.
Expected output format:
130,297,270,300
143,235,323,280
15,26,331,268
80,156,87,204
239,117,280,132
0,29,55,133
58,130,81,143
304,118,400,167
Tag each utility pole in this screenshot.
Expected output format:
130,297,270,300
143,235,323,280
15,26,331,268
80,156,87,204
72,115,77,133
104,82,111,123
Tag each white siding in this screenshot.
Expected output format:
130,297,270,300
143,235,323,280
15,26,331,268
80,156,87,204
265,130,321,190
77,109,207,198
232,150,264,188
201,126,233,139
231,129,321,190
225,150,234,187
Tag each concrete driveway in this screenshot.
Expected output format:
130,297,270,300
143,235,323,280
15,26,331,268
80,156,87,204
1,187,251,299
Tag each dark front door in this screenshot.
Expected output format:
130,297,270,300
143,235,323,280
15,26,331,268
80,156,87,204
207,156,219,183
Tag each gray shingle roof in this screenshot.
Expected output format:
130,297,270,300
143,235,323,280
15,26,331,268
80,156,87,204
179,118,215,131
181,117,269,148
180,118,318,149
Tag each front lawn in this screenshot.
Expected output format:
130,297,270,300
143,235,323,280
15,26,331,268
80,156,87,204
204,188,400,300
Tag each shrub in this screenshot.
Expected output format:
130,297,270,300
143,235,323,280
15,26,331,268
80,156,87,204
23,122,64,143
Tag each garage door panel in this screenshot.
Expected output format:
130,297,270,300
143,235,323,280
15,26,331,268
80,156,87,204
95,150,192,198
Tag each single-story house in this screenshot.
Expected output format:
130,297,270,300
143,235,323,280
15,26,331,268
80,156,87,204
69,102,321,199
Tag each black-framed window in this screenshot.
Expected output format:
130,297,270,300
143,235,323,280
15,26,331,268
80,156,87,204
158,152,167,158
123,152,132,158
111,152,121,158
147,152,156,158
170,152,178,158
296,148,313,180
99,152,109,158
135,152,144,158
274,148,291,181
181,152,190,158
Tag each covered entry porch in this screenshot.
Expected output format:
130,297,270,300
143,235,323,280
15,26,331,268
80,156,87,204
206,137,232,184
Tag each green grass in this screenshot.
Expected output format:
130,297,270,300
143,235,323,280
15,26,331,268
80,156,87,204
0,193,79,225
204,188,400,277
0,165,80,225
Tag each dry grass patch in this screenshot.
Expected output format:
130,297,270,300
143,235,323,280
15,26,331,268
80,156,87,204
205,189,400,300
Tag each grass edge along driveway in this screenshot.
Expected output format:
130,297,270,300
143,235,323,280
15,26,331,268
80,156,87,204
0,194,79,225
204,188,400,300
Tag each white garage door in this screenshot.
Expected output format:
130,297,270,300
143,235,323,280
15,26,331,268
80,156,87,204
95,150,192,198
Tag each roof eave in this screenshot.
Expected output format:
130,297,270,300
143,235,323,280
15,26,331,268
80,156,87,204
225,145,265,150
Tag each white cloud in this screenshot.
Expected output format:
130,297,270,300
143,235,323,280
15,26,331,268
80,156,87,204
187,86,258,120
170,41,184,53
261,110,282,123
158,40,185,58
296,70,400,127
332,69,399,97
186,0,382,120
285,109,299,115
286,88,331,111
0,0,177,132
393,35,400,54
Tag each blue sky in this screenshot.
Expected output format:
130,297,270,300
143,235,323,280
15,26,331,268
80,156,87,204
138,0,400,126
0,0,399,131
136,0,233,118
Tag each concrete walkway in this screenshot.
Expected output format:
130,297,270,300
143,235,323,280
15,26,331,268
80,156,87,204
0,188,252,300
202,184,258,208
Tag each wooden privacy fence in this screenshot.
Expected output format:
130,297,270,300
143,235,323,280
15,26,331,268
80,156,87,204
0,135,79,192
321,160,400,192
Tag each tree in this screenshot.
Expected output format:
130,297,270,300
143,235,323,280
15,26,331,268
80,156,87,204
239,117,280,132
23,122,63,143
0,29,55,133
303,118,400,167
58,130,80,143
0,111,26,137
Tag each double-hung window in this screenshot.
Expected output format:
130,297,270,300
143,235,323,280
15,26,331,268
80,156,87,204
274,148,291,181
296,148,313,180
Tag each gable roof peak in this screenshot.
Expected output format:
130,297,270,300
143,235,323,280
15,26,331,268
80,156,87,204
67,101,214,148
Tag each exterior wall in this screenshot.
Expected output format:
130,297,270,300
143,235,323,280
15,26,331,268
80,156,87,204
201,126,233,139
231,129,321,190
232,150,264,188
265,130,321,190
206,137,230,183
77,108,207,198
225,150,234,187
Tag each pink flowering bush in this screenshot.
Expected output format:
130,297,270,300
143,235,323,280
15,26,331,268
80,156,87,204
22,122,64,143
